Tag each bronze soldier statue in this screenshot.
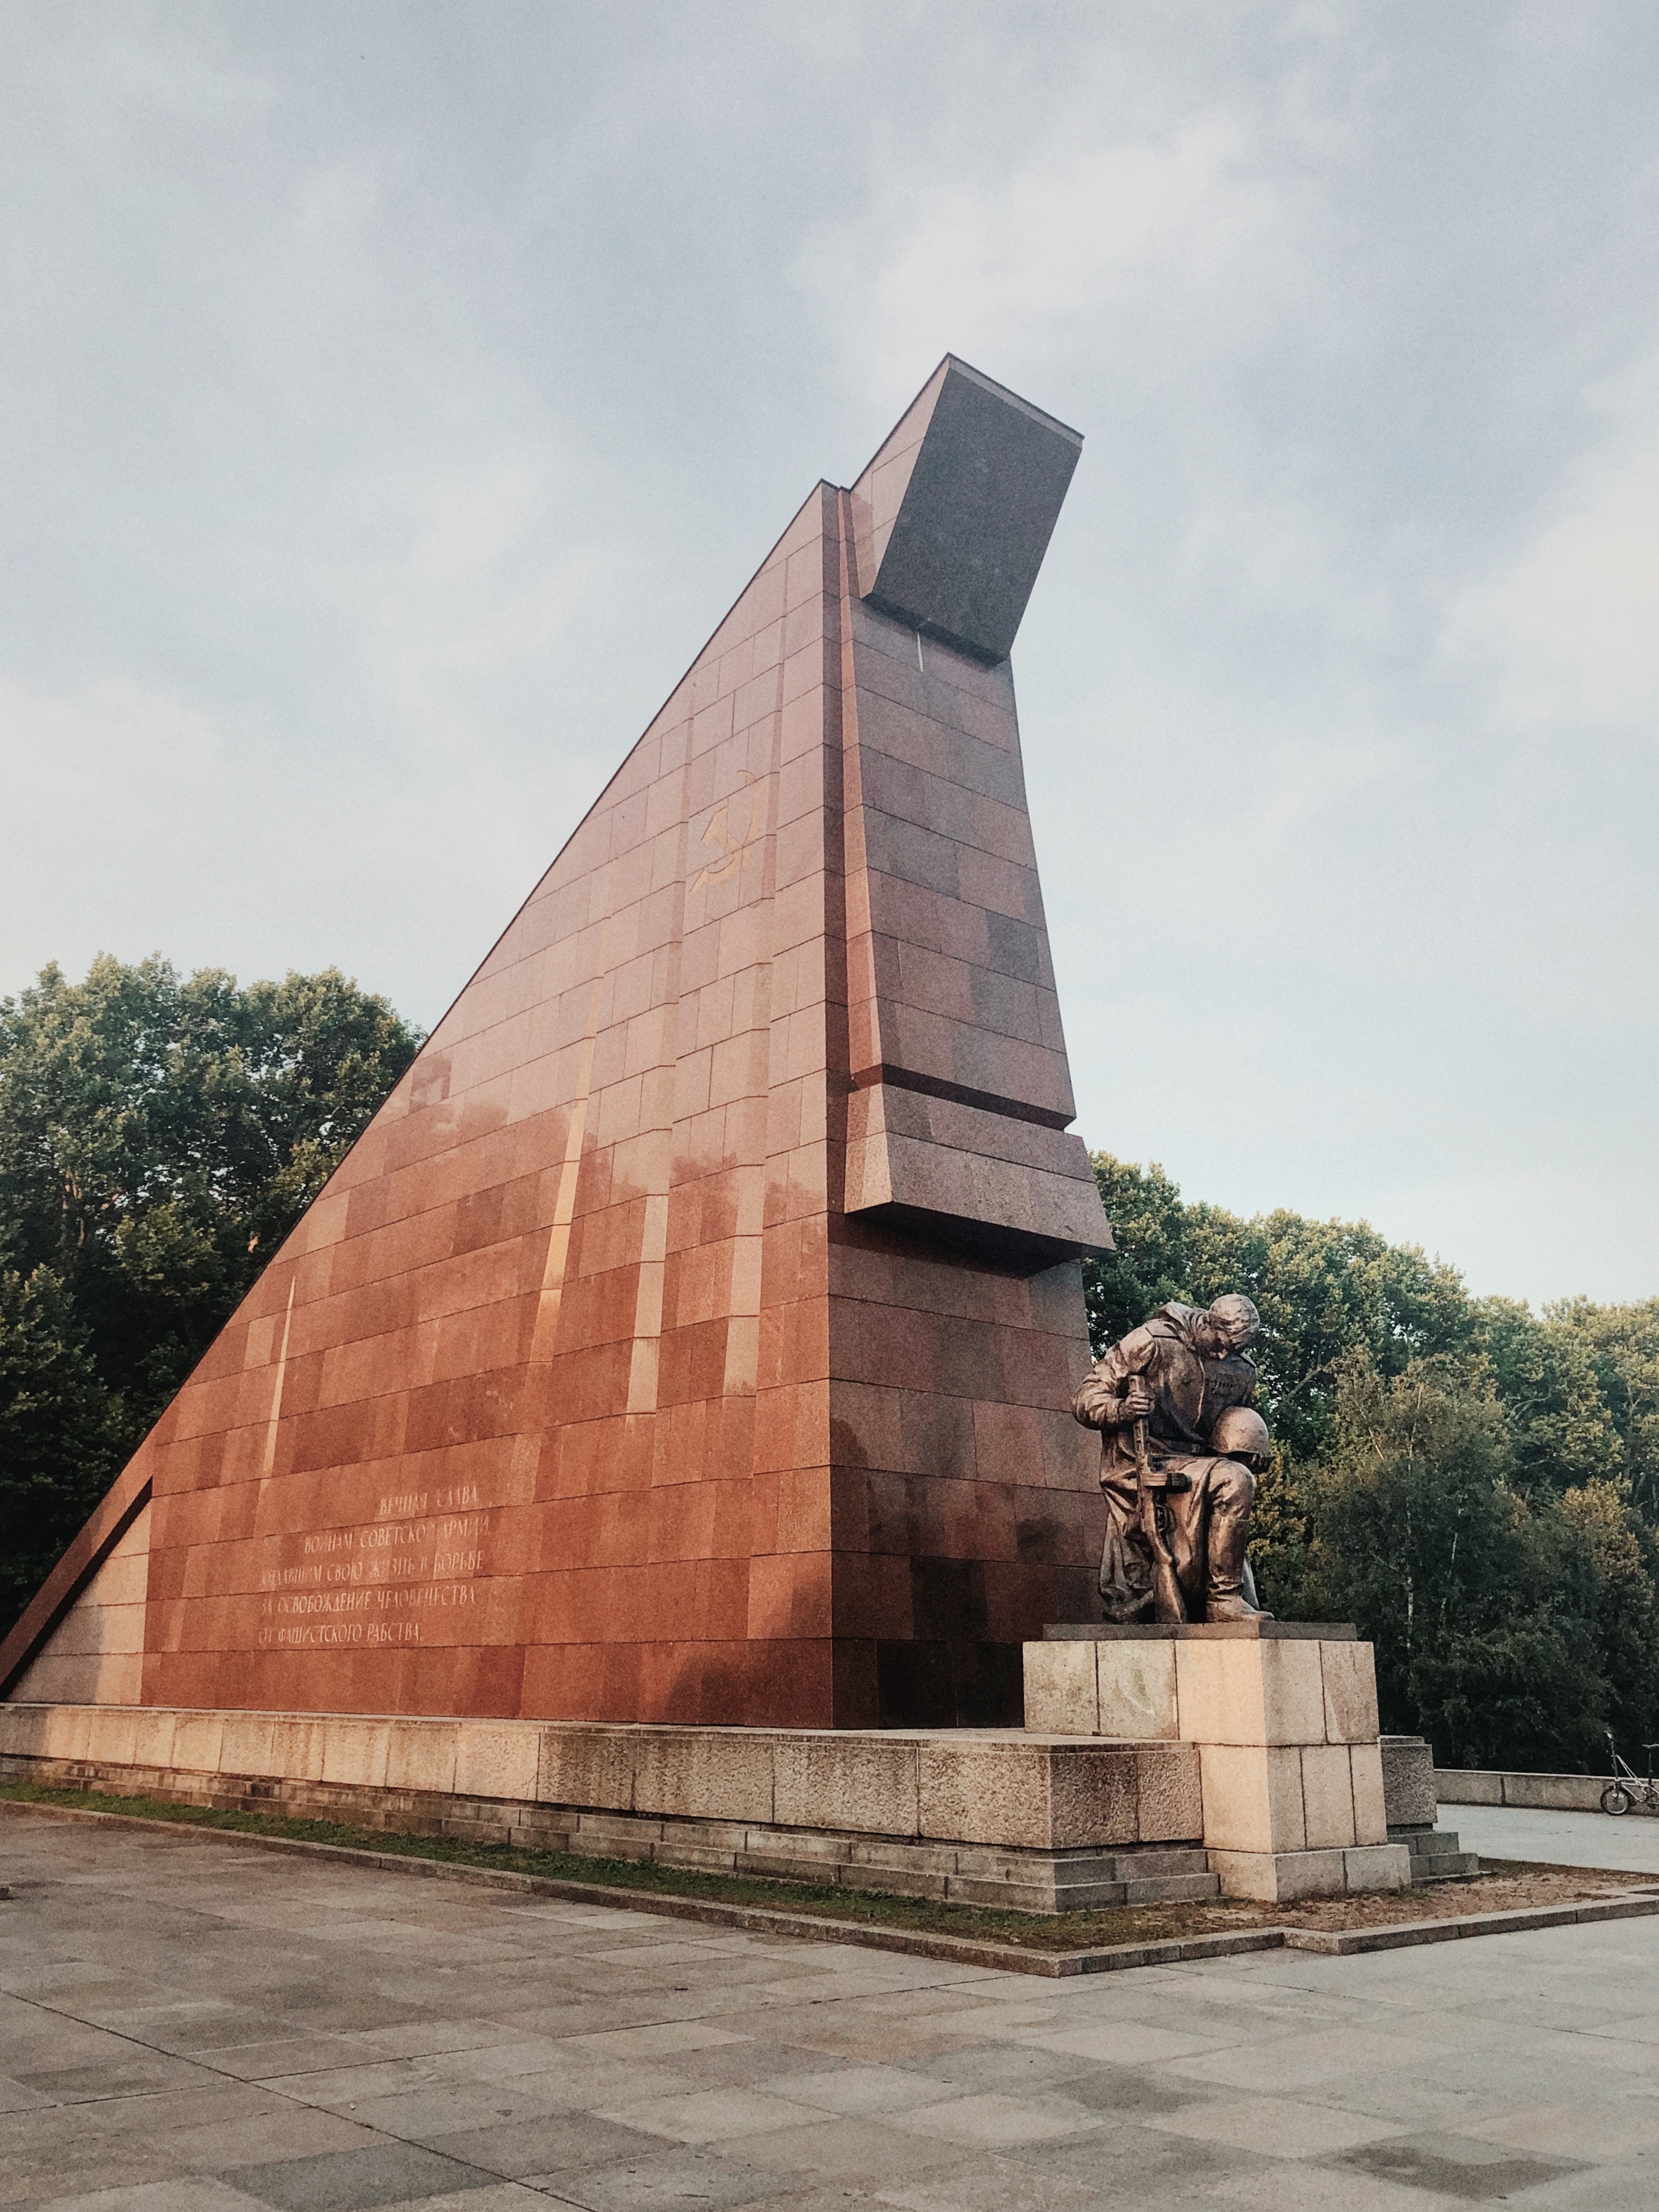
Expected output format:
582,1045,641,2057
1074,1294,1272,1624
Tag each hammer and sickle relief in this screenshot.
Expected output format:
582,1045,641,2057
689,769,764,893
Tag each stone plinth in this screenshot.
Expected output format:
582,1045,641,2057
1380,1734,1479,1879
0,1701,1216,1916
1380,1734,1438,1828
1024,1622,1412,1903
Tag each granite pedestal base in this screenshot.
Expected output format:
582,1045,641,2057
1025,1622,1412,1903
0,1703,1218,1916
1381,1732,1479,1879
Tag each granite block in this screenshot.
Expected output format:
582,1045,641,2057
319,1719,392,1790
1095,1638,1178,1741
919,1742,1052,1849
1321,1640,1381,1743
538,1726,637,1813
1260,1641,1329,1745
1352,1741,1391,1843
453,1721,541,1802
85,1707,141,1768
1048,1745,1142,1849
385,1721,460,1795
1021,1641,1097,1736
1378,1735,1436,1828
1134,1744,1205,1841
1209,1846,1350,1903
1196,1742,1306,1856
773,1731,919,1837
1301,1743,1358,1851
630,1728,774,1825
1343,1841,1412,1892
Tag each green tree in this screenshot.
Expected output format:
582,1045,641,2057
1476,1296,1659,1516
1306,1359,1607,1771
0,955,422,1636
1473,1296,1624,1498
1085,1154,1472,1460
1574,1301,1659,1519
0,1264,120,1633
1559,1477,1659,1758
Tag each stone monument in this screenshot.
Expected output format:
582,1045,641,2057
0,364,1438,1913
1,357,1113,1740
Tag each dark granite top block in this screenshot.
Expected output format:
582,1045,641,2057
855,357,1082,662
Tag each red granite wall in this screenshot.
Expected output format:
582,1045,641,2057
2,363,1108,1728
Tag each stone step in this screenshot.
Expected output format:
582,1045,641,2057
1100,1849,1213,1881
1121,1872,1223,1905
1390,1825,1479,1882
1391,1825,1463,1855
1410,1855,1481,1881
949,1867,1225,1913
1405,1843,1480,1877
948,1875,1106,1910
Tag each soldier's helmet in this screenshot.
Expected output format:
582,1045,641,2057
1208,1293,1262,1345
1211,1405,1272,1466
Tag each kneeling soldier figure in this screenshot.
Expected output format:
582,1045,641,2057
1073,1294,1273,1624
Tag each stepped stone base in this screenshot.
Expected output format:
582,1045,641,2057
0,1703,1219,1916
1025,1622,1412,1901
1378,1735,1478,1879
1390,1826,1480,1882
1210,1844,1411,1904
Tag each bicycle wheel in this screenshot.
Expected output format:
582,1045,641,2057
1602,1783,1634,1816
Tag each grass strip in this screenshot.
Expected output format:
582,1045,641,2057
0,1778,1271,1953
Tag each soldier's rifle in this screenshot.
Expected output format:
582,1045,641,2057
1133,1413,1188,1624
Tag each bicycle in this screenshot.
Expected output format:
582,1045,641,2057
1600,1730,1659,1815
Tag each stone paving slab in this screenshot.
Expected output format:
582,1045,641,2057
7,1811,1659,2206
1453,1802,1659,1875
16,1793,1659,1981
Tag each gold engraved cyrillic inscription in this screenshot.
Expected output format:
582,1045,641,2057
254,1482,492,1646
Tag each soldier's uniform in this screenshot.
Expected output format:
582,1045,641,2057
1074,1301,1263,1622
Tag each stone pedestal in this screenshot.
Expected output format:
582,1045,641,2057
0,1701,1218,1916
1381,1733,1479,1881
1024,1623,1412,1903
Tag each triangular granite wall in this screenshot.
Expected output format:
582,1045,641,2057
1,359,1111,1729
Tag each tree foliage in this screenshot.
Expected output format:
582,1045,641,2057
0,956,421,1635
1085,1153,1659,1771
1304,1360,1605,1771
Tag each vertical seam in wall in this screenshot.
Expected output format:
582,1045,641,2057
721,654,785,1402
827,487,857,1160
827,489,861,1724
261,1277,297,1478
625,785,691,1416
530,861,619,1367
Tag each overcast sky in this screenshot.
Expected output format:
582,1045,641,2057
2,3,1656,1307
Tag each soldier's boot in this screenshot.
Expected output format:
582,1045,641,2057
1204,1473,1272,1622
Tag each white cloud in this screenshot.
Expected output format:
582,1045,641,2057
332,451,622,763
0,672,223,820
1444,359,1659,725
794,109,1286,394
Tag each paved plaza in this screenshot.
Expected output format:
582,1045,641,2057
6,1812,1659,2210
1452,1802,1659,1878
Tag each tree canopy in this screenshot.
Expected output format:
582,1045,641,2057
0,956,422,1635
1085,1153,1659,1771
